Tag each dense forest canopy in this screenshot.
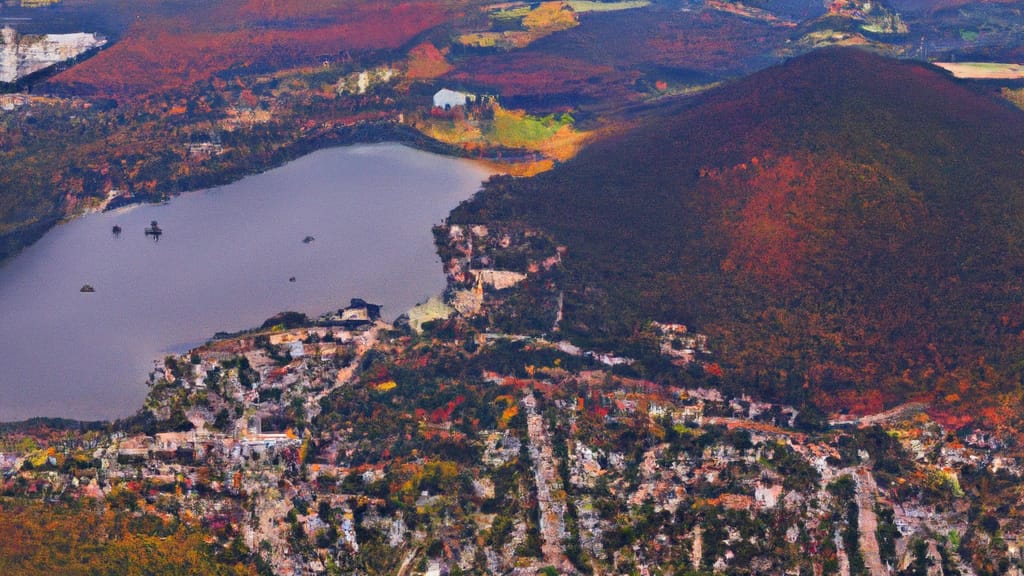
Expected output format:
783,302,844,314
451,47,1024,417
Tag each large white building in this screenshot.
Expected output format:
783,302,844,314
433,88,475,110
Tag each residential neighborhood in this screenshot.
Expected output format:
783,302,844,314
3,220,1023,575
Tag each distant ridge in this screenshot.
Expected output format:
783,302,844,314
453,47,1024,420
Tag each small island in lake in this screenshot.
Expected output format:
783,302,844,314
144,220,162,238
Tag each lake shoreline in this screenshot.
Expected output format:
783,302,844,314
0,121,486,267
0,142,491,422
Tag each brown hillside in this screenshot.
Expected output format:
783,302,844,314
451,47,1024,425
46,0,457,100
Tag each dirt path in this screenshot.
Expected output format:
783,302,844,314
836,527,852,576
829,402,927,428
523,391,567,567
692,526,703,572
395,547,421,576
856,468,887,576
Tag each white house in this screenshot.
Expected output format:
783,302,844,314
433,88,474,110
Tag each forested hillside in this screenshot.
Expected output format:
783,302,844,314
451,47,1024,422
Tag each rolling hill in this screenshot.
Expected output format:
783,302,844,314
451,47,1024,421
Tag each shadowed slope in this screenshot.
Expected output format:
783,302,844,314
453,47,1024,418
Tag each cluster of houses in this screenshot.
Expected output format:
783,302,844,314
2,321,1023,575
4,219,1024,574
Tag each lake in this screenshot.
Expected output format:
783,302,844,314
0,143,491,421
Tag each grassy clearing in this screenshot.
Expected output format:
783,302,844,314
456,32,509,48
566,0,650,12
459,2,578,48
934,62,1024,79
418,117,483,146
490,5,532,25
489,106,591,162
522,2,578,31
407,296,456,333
415,104,591,173
1001,87,1024,111
489,107,574,147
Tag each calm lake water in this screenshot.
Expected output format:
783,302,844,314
0,143,491,421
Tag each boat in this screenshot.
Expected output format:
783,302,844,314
80,284,95,293
144,220,163,237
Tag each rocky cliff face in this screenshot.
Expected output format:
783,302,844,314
0,26,105,83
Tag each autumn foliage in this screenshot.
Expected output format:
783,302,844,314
50,1,455,99
452,48,1024,423
0,500,255,575
405,42,452,80
450,54,617,98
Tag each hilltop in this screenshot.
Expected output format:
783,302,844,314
2,0,1022,262
451,47,1024,422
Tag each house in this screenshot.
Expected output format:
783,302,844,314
754,481,784,509
0,94,28,111
269,330,305,346
339,298,382,327
473,269,527,290
339,510,358,551
433,88,475,110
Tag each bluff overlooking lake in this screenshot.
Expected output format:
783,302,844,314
0,25,105,83
0,143,490,421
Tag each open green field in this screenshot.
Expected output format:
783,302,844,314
490,107,574,147
566,0,650,12
934,62,1024,79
